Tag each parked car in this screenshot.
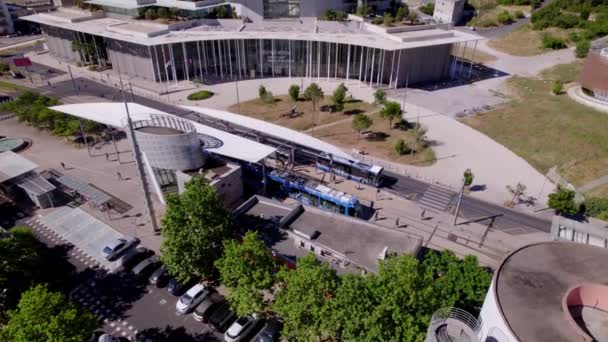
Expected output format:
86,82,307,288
132,255,160,278
102,237,139,261
193,293,223,322
225,314,263,342
255,318,282,342
117,246,151,271
176,284,209,314
149,265,169,287
167,277,196,296
209,302,237,333
98,333,120,342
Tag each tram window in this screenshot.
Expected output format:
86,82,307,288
347,207,355,217
318,158,331,167
310,196,319,206
339,206,345,214
351,167,368,180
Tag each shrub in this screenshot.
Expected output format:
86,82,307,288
373,89,386,105
575,39,591,58
514,10,525,19
583,197,608,217
383,13,394,26
569,31,581,42
396,6,409,22
394,139,411,155
552,81,563,95
262,90,274,104
187,90,214,101
372,16,383,25
0,62,10,73
258,85,268,100
288,84,300,102
542,34,567,49
419,2,435,15
332,86,346,111
157,7,169,19
144,8,157,20
477,18,499,27
303,83,324,101
547,186,578,215
580,7,590,20
497,11,513,25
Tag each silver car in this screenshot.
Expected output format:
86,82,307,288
132,255,160,277
102,237,138,260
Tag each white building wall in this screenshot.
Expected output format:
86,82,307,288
478,278,518,342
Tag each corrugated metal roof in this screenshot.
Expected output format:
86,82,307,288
16,173,56,195
56,174,112,206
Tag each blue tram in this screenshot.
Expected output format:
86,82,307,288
316,154,384,187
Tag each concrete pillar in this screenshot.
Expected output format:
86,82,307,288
369,48,375,88
182,42,190,82
327,42,331,80
394,49,402,89
346,44,351,81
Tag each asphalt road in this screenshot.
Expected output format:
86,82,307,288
27,64,553,234
385,171,553,233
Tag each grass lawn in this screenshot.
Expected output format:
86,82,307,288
314,112,436,166
0,80,31,94
456,44,497,63
461,62,608,191
585,183,608,198
227,95,378,131
488,24,578,56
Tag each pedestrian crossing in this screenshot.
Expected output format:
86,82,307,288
419,185,456,212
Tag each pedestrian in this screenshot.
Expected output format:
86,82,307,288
105,153,109,160
370,200,374,210
421,208,426,220
374,210,379,222
47,80,52,88
395,217,400,228
60,161,65,169
117,171,122,180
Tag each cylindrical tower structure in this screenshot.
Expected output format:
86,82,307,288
133,115,205,171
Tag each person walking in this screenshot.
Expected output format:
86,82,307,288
420,208,426,220
395,217,400,228
105,153,109,160
60,161,66,169
374,210,379,222
117,171,123,180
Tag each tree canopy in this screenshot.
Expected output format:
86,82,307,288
272,254,339,341
380,101,402,129
548,186,579,215
1,284,97,342
215,231,278,316
0,227,74,323
161,177,234,282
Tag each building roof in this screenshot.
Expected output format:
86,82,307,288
50,102,276,163
0,151,38,183
24,10,482,50
16,173,56,196
494,242,608,342
181,106,352,160
234,196,422,273
56,174,112,206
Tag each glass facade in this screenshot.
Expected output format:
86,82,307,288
150,39,398,87
263,0,300,19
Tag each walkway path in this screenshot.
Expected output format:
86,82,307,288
579,175,608,193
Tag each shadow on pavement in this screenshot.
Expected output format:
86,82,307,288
135,326,221,342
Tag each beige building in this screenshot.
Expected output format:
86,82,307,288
433,0,465,24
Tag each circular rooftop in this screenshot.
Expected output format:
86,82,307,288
0,137,29,153
495,242,608,342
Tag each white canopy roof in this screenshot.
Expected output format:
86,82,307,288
180,106,352,160
51,102,276,163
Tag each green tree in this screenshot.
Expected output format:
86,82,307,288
273,254,339,342
161,177,234,282
408,11,419,24
304,83,324,127
332,274,375,341
373,88,386,105
258,85,268,100
411,124,427,151
575,39,590,58
157,7,169,18
383,12,394,26
356,3,372,17
288,84,300,102
463,168,474,187
351,114,373,141
396,6,409,22
552,80,563,95
331,84,347,111
380,101,402,129
497,10,513,24
144,8,157,20
419,2,434,15
506,182,527,207
1,284,97,342
394,138,411,155
214,231,278,316
548,186,578,215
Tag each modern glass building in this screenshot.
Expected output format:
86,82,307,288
25,3,482,89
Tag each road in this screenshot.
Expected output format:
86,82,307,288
385,171,553,233
26,64,553,235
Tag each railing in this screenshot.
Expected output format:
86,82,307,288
425,307,481,342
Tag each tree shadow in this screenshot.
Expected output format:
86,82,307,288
365,132,390,142
345,98,362,104
135,326,221,342
394,119,413,131
87,271,149,320
343,109,364,116
469,184,486,192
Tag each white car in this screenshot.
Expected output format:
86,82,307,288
225,314,262,342
102,237,138,260
98,334,119,342
176,284,208,314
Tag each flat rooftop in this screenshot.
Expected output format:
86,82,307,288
495,242,608,342
25,10,482,50
234,196,422,273
0,151,38,183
